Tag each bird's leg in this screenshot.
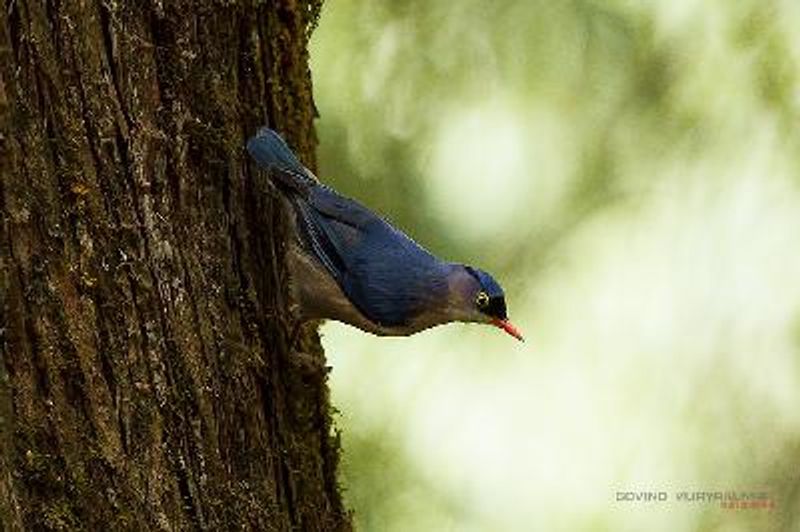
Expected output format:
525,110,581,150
288,319,305,351
287,320,329,377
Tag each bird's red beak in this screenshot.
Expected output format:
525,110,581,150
491,318,524,342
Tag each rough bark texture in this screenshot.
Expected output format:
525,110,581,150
0,1,349,530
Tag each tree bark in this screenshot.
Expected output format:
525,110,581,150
0,1,349,530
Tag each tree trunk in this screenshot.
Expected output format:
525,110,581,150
0,1,349,530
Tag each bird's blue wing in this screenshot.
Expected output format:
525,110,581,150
246,127,317,194
306,188,449,326
246,128,354,285
340,229,449,327
292,187,378,288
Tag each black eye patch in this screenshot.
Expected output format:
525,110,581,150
484,296,507,320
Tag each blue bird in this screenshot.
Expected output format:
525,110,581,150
247,127,523,341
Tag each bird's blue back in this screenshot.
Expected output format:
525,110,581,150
311,186,451,326
247,129,450,326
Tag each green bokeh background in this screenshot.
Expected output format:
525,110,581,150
309,1,800,530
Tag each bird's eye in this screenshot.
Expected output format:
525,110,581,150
476,291,489,308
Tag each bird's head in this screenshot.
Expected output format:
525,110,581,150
446,265,524,341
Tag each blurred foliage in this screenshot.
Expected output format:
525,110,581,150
310,1,800,530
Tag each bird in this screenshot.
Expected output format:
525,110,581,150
246,127,523,342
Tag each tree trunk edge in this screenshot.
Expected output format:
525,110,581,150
0,1,351,530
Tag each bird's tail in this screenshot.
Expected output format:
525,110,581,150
246,127,317,194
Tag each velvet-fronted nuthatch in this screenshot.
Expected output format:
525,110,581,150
247,128,523,341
